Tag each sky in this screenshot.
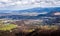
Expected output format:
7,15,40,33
0,0,60,10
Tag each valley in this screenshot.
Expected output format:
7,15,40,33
0,19,60,36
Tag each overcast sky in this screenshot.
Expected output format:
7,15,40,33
0,0,60,10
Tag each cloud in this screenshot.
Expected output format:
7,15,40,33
0,0,60,10
11,12,48,16
54,12,60,15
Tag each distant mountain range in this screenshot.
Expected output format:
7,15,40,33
12,7,60,13
0,7,60,13
0,7,60,20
